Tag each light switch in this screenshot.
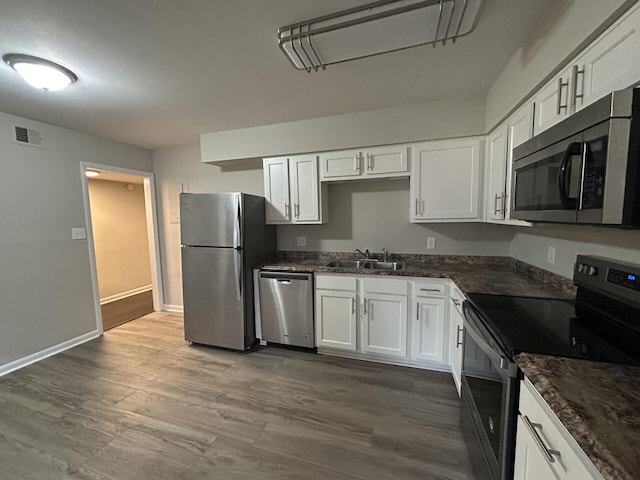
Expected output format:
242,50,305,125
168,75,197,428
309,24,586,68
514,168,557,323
71,227,87,240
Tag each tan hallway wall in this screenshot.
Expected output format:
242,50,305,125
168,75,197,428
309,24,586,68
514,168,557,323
88,179,151,301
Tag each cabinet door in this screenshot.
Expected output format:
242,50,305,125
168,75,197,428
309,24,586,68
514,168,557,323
532,67,572,136
486,126,508,221
450,297,464,395
315,289,357,351
411,297,446,364
362,293,407,358
319,149,362,180
504,103,533,223
575,3,640,112
411,138,482,221
513,415,560,480
363,145,410,177
289,154,321,223
263,157,290,224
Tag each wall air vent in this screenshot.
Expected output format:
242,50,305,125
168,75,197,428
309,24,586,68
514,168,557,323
12,125,44,148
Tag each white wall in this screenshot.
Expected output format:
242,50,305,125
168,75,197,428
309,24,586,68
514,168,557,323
510,225,640,279
0,111,152,374
152,144,264,309
485,0,633,129
201,95,486,162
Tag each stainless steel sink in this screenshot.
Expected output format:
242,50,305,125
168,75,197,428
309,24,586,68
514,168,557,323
325,259,371,268
325,259,404,271
364,261,405,271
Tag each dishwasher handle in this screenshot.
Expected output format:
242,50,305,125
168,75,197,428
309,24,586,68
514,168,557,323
259,271,312,282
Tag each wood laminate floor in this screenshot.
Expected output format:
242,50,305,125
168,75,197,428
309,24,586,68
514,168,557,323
0,312,475,480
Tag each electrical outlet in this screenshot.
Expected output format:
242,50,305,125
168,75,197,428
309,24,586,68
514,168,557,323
426,237,436,249
296,236,306,247
71,227,86,240
547,246,556,264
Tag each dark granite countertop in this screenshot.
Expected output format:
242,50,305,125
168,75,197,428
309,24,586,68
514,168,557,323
516,353,640,480
257,252,576,298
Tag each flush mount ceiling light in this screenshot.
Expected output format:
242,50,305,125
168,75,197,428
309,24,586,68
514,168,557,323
3,53,77,92
278,0,483,72
85,170,100,178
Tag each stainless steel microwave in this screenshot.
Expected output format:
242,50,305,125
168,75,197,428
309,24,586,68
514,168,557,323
511,87,640,227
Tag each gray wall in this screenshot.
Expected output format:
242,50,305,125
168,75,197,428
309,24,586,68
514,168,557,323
153,145,515,309
0,111,152,373
201,95,486,162
152,145,265,309
510,225,640,278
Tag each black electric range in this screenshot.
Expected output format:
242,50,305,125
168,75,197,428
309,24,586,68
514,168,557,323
459,255,640,480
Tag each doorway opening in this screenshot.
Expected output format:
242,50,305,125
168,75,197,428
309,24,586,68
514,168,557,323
80,162,163,332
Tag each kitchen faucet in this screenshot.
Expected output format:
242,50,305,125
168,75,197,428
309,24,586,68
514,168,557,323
382,248,389,262
355,248,370,259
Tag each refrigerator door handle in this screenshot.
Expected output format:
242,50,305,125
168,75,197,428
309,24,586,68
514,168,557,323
233,194,242,248
233,250,242,300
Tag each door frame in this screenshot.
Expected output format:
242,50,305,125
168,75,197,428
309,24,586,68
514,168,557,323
80,162,164,333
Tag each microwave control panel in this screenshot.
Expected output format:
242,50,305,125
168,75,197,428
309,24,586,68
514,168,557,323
581,136,607,210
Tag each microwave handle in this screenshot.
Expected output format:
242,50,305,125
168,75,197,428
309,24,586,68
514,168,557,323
558,142,581,209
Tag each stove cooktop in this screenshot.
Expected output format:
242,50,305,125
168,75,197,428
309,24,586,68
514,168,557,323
465,293,640,365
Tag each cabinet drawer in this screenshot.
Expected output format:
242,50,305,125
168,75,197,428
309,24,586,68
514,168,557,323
362,277,409,295
414,281,447,296
315,273,356,291
519,379,601,480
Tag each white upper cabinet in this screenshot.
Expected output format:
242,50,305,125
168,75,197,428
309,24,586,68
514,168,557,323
320,145,409,181
574,3,640,112
533,3,640,136
485,126,508,222
263,157,290,223
263,154,327,225
319,149,362,179
532,65,573,135
410,137,483,222
485,103,533,225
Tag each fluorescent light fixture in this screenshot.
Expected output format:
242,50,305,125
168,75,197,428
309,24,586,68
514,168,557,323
278,0,483,72
3,53,77,91
85,170,100,178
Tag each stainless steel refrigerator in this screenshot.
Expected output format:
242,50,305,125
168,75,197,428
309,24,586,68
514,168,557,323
180,193,276,350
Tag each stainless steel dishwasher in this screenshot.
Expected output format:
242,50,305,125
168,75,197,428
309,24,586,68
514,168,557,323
258,271,314,348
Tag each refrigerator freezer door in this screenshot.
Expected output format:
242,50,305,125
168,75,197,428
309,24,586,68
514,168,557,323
182,246,246,349
180,193,241,247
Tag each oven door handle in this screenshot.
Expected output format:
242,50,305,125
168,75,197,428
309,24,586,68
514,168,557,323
463,302,518,377
558,142,581,209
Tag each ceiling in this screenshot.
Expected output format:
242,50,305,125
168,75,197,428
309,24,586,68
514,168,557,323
0,0,557,151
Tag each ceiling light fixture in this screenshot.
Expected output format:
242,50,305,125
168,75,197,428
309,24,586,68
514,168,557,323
278,0,483,72
85,170,100,178
3,53,77,92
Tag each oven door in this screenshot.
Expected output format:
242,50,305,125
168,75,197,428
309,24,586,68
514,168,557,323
511,132,584,223
461,301,519,480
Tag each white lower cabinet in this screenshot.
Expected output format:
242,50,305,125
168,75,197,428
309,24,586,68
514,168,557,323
410,284,447,364
316,274,459,370
315,275,357,351
449,283,465,395
362,292,407,357
514,378,604,480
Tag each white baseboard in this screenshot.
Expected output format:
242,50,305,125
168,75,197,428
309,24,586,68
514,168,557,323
0,330,101,378
163,304,184,313
100,285,152,305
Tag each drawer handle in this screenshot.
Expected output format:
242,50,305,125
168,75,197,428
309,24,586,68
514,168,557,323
420,288,441,292
351,297,356,315
523,415,561,463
